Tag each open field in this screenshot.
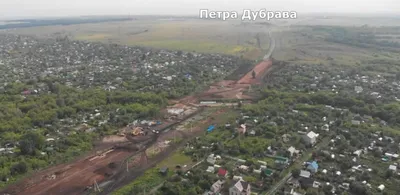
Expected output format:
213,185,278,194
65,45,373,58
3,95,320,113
270,15,400,27
270,25,400,65
1,19,271,60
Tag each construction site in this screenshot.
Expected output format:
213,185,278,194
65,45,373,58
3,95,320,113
2,57,274,195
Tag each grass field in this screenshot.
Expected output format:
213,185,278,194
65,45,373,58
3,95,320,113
271,26,400,66
158,151,192,169
3,19,270,60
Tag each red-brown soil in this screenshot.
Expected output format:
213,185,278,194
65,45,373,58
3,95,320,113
4,147,132,195
237,60,273,84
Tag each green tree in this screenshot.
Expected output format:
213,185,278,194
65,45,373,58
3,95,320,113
291,168,301,178
19,132,45,155
10,161,27,175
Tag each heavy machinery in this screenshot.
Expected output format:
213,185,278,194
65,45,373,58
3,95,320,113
131,127,144,136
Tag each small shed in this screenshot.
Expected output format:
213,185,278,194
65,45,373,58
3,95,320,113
207,125,215,132
159,167,169,175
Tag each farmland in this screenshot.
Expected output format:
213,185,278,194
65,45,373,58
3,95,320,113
2,19,271,60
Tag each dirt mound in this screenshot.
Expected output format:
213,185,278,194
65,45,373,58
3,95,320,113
102,135,128,143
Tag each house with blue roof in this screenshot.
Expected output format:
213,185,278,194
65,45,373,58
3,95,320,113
307,161,319,173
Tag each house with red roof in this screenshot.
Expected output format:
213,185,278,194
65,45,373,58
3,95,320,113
217,168,228,177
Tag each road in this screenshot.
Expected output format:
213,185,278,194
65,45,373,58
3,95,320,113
264,30,275,60
266,174,292,195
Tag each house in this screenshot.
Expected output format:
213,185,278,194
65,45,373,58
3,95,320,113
233,175,243,181
353,150,362,157
313,181,321,188
238,165,249,171
385,153,399,159
354,86,363,93
389,165,397,172
307,161,319,173
262,169,274,177
238,124,246,134
275,157,289,166
260,165,267,170
218,168,228,177
282,134,291,143
229,179,251,195
207,154,217,164
321,124,329,131
206,166,215,173
257,160,267,166
253,169,261,174
210,180,225,194
302,131,318,145
214,164,221,169
249,130,256,136
159,167,169,175
351,120,361,125
290,189,304,195
378,184,385,191
299,178,315,188
300,170,311,178
288,146,300,157
339,183,350,190
287,177,300,188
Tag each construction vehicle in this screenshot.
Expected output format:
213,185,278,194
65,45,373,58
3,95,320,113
131,127,144,136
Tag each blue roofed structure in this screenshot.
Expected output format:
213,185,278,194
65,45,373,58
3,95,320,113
307,161,319,173
207,125,215,132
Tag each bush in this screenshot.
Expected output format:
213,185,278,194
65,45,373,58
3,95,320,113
10,162,28,175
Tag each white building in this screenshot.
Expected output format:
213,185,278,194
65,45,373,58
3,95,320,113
354,86,363,93
229,179,251,195
302,131,319,145
300,170,311,178
288,146,300,157
389,165,397,172
210,180,224,194
206,166,215,173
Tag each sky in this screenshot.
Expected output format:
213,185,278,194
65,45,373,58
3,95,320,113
0,0,399,19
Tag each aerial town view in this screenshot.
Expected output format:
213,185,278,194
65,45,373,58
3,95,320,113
0,1,400,195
